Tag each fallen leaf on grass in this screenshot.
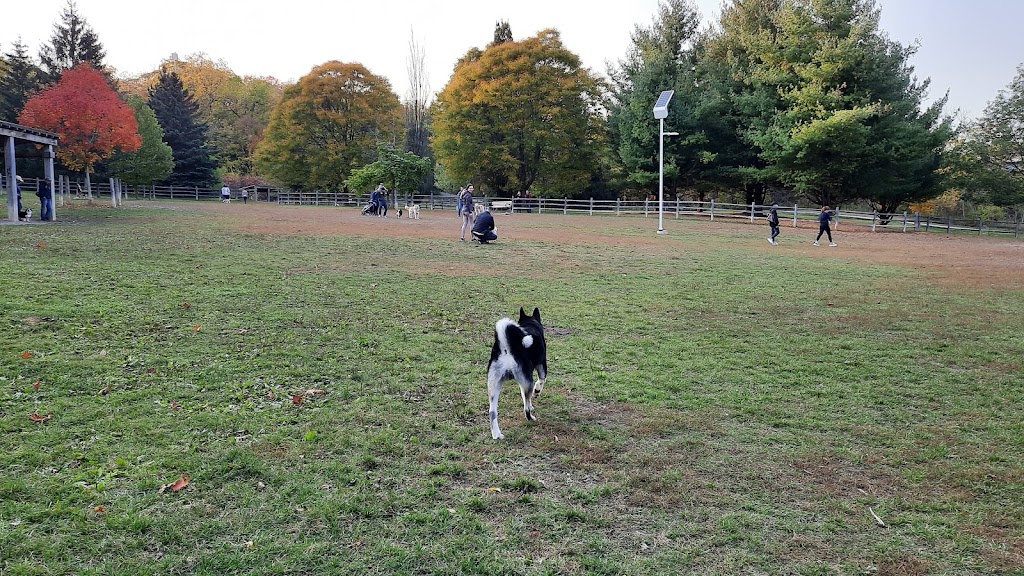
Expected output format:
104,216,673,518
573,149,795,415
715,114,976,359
29,413,52,423
98,385,111,395
37,242,46,249
245,540,254,550
305,389,328,396
193,325,202,333
171,402,181,412
267,391,275,400
292,394,304,406
21,351,33,359
182,302,191,309
487,487,502,492
94,506,106,513
98,349,108,357
32,380,41,391
146,368,156,374
158,474,190,494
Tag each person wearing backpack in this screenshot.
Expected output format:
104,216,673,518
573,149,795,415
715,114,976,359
767,202,781,245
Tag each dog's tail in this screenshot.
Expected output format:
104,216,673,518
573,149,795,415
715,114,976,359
495,318,533,353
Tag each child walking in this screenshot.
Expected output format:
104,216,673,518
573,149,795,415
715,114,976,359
814,206,837,247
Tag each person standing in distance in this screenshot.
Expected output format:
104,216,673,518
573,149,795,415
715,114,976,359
814,205,837,247
220,184,231,203
767,202,781,246
459,184,475,241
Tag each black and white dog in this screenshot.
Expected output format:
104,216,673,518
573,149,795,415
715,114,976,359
18,208,32,222
487,307,548,440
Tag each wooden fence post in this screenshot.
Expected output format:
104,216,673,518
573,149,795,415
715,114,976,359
616,197,620,215
793,204,798,228
914,212,921,230
902,211,908,232
749,202,755,223
710,200,715,221
675,196,680,218
564,197,567,215
947,217,951,233
871,211,877,232
835,209,841,230
194,186,198,200
590,197,594,216
979,220,983,237
644,197,649,217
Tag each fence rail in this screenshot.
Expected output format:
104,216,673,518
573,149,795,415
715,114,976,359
4,175,1021,238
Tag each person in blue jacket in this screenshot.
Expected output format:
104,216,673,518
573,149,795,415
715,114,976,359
814,205,837,247
471,207,497,244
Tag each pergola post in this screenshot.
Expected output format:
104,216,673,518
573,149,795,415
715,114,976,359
4,135,16,222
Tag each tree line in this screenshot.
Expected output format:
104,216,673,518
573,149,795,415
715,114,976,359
2,0,1022,220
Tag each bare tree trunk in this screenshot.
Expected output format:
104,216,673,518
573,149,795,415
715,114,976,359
404,29,432,183
85,168,93,200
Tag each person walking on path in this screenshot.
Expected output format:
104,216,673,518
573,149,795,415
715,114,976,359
220,184,231,202
767,202,781,245
814,205,837,247
459,184,475,241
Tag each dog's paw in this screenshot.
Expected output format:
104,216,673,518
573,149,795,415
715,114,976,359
492,431,504,440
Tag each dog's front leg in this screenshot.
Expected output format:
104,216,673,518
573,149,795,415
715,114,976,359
533,363,548,399
488,368,505,440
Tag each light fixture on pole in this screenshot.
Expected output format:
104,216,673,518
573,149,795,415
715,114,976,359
653,90,674,235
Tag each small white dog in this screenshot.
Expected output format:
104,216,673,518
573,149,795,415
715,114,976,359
473,203,487,217
404,203,420,219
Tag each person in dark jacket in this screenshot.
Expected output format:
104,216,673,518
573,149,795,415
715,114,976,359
37,179,53,221
814,205,837,247
767,202,781,245
471,207,497,244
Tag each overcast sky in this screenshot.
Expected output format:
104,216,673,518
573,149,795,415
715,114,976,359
7,0,1023,121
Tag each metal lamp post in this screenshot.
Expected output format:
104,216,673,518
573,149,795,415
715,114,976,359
653,90,674,235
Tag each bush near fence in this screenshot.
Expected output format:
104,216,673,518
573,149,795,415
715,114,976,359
4,175,1021,238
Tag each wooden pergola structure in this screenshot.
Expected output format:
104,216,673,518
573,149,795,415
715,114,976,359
2,120,59,222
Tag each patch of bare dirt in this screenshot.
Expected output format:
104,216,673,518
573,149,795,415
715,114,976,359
147,202,1024,290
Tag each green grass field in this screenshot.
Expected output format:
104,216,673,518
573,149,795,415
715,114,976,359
1,203,1022,575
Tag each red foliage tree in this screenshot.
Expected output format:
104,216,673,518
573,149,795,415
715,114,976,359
19,64,141,196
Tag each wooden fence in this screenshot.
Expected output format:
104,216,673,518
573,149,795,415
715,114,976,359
4,175,1021,238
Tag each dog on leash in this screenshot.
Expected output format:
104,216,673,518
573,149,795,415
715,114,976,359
18,208,32,222
487,307,548,440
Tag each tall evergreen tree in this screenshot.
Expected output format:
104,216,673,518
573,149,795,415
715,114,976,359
607,0,708,198
39,0,107,83
0,39,45,123
148,68,217,187
490,21,513,47
739,0,951,210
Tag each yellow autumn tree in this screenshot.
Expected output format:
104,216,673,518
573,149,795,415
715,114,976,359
431,29,607,197
254,61,404,190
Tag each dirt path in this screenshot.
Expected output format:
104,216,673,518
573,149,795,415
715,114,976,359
147,201,1024,289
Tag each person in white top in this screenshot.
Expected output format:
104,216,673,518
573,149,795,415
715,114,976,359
220,185,231,202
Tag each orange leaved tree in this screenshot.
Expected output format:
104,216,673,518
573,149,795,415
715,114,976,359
19,64,141,198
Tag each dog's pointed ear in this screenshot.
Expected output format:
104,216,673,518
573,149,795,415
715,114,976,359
519,307,527,320
532,307,541,322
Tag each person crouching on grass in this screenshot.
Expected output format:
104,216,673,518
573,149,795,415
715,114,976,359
814,205,837,247
471,207,497,244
